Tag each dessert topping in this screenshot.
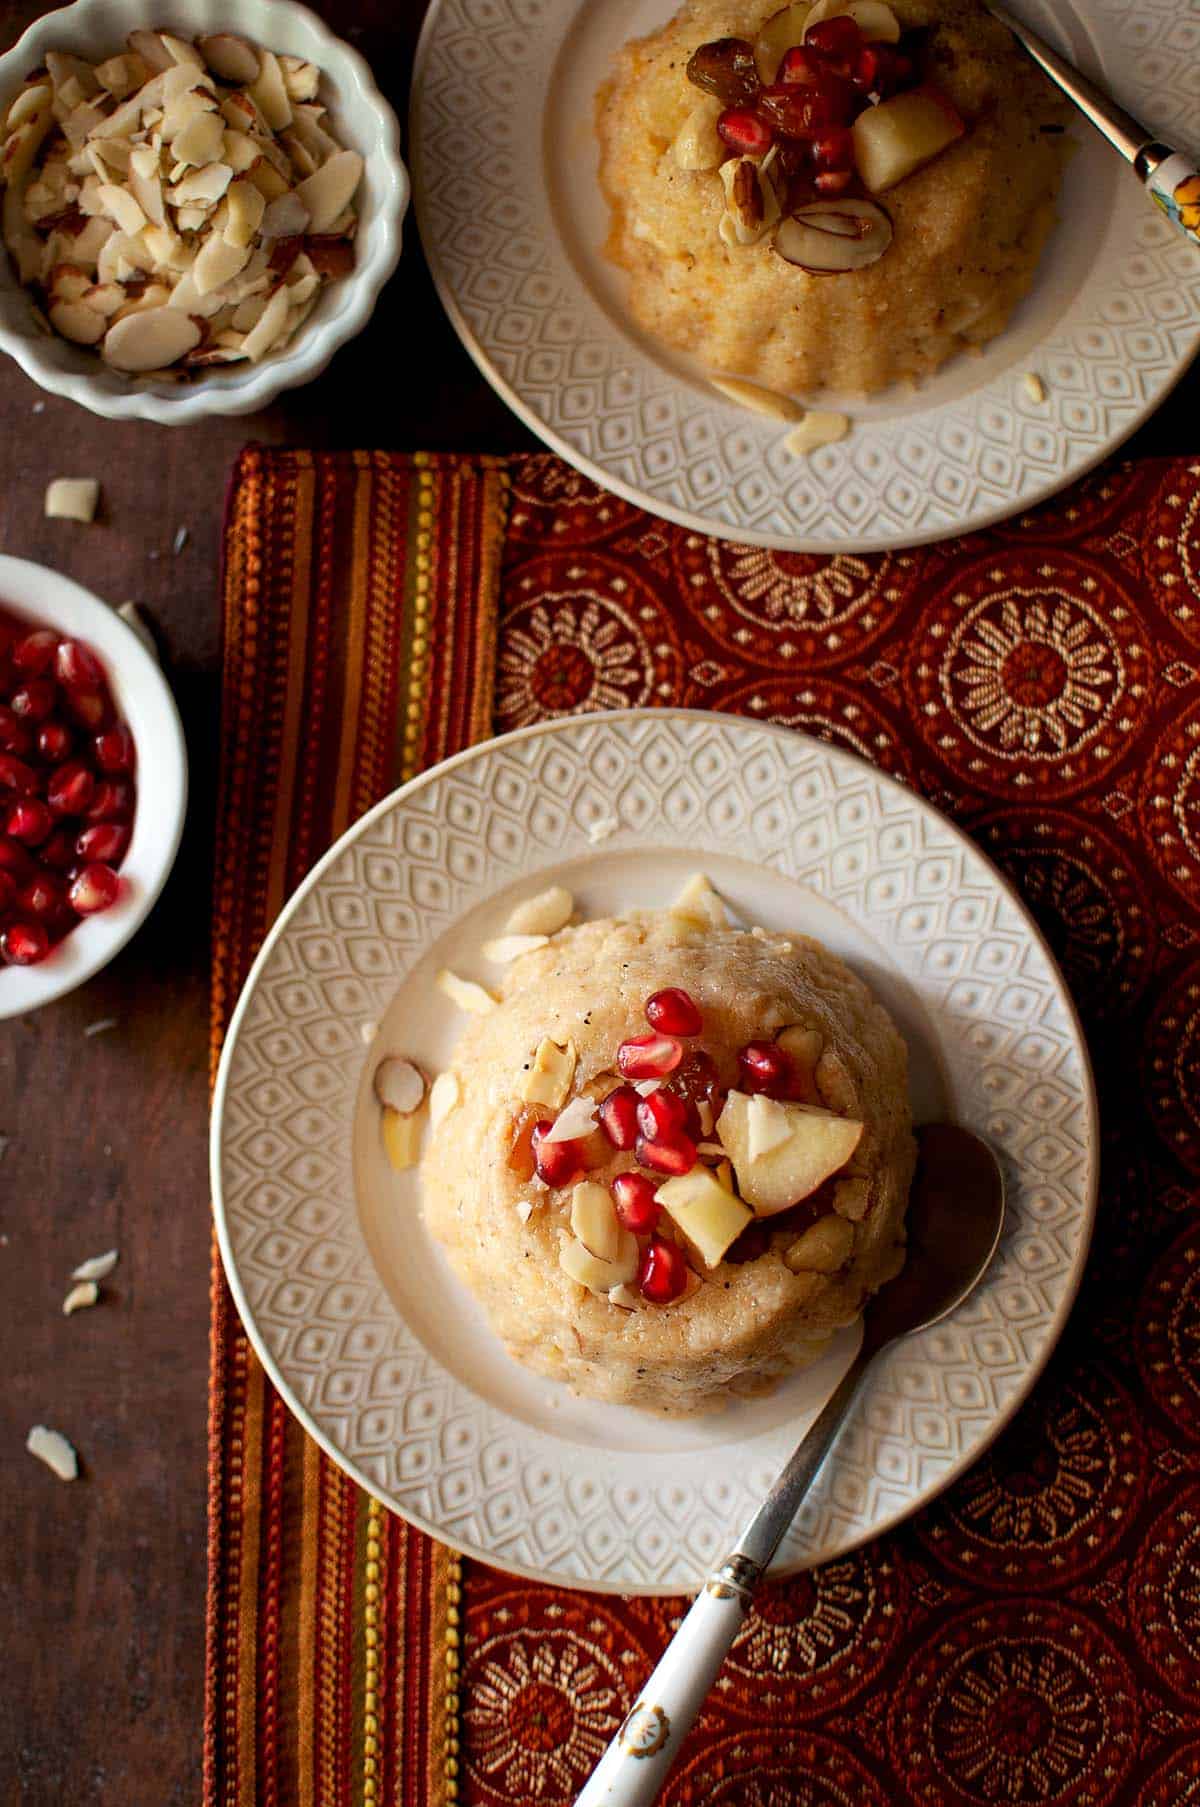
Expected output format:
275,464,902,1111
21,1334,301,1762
503,884,573,937
436,969,497,1014
522,1036,577,1110
373,1056,426,1116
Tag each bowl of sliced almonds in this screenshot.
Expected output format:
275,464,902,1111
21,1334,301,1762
0,0,406,418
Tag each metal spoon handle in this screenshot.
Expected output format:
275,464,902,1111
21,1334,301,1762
575,1347,873,1807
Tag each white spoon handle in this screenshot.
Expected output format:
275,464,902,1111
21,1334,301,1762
575,1350,871,1806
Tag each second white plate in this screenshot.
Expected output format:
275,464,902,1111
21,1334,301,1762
212,712,1097,1593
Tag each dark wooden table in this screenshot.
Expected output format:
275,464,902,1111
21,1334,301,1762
0,4,1193,1798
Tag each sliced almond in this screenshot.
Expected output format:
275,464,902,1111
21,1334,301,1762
570,1181,620,1262
671,872,729,929
559,1229,639,1294
94,55,135,97
49,261,91,301
428,1071,460,1131
96,180,146,235
373,1056,426,1115
48,299,106,345
169,160,233,208
126,30,172,72
249,50,293,131
160,33,204,70
240,282,291,360
279,56,321,102
607,1283,642,1310
191,232,248,294
45,477,100,521
82,280,124,316
46,50,98,99
197,33,261,85
6,81,53,132
172,108,224,168
504,885,573,938
482,932,548,964
671,98,724,171
245,157,290,201
62,1279,99,1315
221,129,259,174
97,230,154,284
436,969,497,1015
710,374,803,421
102,307,201,372
72,1248,119,1282
381,1106,422,1172
280,132,317,179
26,1425,78,1480
294,148,362,234
110,282,172,322
223,178,265,248
775,199,893,273
522,1037,577,1110
541,1094,597,1144
1023,371,1047,404
260,191,310,239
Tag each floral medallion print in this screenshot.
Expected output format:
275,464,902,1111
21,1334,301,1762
1130,1485,1200,1707
973,812,1155,1018
671,534,914,664
993,463,1147,547
714,677,913,780
1142,458,1200,647
1136,1219,1200,1439
1139,696,1200,910
1144,960,1200,1175
725,1551,905,1708
505,452,643,547
1138,1739,1200,1806
905,556,1152,798
661,1730,889,1807
463,1628,624,1803
918,1364,1144,1586
890,1602,1139,1806
496,558,683,728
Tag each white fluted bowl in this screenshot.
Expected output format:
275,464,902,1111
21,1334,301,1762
0,0,407,421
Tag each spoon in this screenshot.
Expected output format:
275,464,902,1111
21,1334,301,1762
576,1123,1005,1807
985,2,1200,250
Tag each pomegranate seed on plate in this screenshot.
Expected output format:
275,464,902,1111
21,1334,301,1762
612,1171,662,1234
717,106,774,156
64,689,108,730
599,1084,640,1150
6,798,53,846
645,986,702,1035
805,15,861,59
725,1220,772,1264
1,918,49,965
637,1088,689,1141
39,827,77,871
36,719,72,763
10,678,56,722
737,1040,793,1096
76,822,129,864
86,778,133,822
0,752,37,794
617,1032,683,1080
11,630,58,677
68,861,119,915
638,1236,690,1304
636,1131,697,1176
778,46,821,84
47,759,95,816
815,169,854,193
55,638,104,691
93,724,135,774
531,1120,587,1188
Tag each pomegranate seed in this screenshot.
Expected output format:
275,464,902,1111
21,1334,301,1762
0,869,15,910
39,826,77,870
55,638,104,691
47,759,95,815
760,76,853,136
0,836,36,884
811,126,854,170
76,822,129,864
0,705,32,755
69,861,119,915
717,106,774,156
636,1131,697,1176
737,1040,794,1097
6,798,53,846
599,1085,640,1151
0,752,37,794
36,719,72,762
645,987,702,1036
616,1033,683,1081
638,1236,690,1304
2,918,49,965
726,1220,773,1264
10,678,56,722
637,1089,689,1141
805,15,861,59
11,629,58,676
851,45,879,89
531,1121,587,1188
612,1172,662,1235
85,778,133,822
92,723,135,774
64,688,108,730
18,874,65,919
815,169,854,193
777,45,821,84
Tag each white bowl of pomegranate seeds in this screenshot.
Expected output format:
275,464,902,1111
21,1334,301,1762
0,554,186,1016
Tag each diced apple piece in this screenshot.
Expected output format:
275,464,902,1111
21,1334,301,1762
570,1181,620,1262
746,1094,795,1160
852,88,965,194
559,1230,639,1294
783,1212,854,1273
522,1037,577,1111
382,1105,422,1172
656,1166,752,1270
717,1091,864,1215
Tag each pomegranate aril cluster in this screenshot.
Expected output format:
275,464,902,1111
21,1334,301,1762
0,610,136,967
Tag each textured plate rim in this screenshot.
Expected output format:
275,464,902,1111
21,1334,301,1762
409,0,1200,552
211,708,1099,1593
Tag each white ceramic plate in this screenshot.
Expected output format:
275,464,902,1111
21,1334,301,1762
410,0,1200,551
212,712,1097,1593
